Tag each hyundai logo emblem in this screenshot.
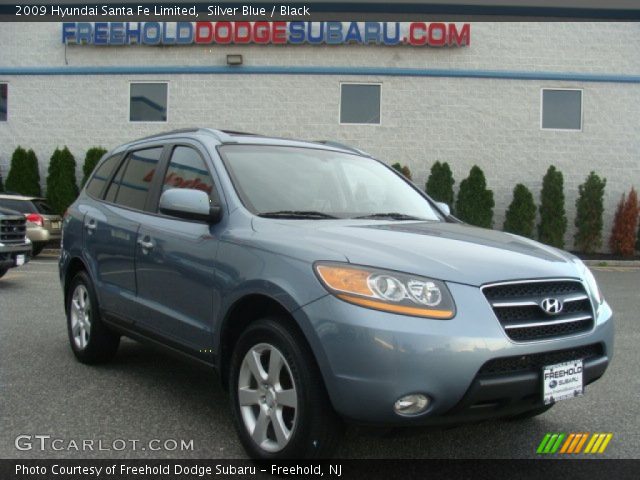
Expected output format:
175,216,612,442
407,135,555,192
541,297,563,315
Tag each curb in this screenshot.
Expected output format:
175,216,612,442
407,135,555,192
583,260,640,267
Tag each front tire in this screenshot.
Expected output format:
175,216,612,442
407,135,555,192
0,268,7,279
66,271,120,364
229,317,342,459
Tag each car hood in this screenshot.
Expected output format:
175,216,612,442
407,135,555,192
252,219,582,286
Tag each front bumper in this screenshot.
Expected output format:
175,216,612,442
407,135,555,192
0,242,32,269
298,282,613,425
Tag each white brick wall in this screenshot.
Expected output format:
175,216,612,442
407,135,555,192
1,22,639,251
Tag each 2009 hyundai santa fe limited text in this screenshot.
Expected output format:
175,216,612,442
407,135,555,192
59,128,613,459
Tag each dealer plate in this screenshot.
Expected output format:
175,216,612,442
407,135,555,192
15,254,25,266
543,359,583,405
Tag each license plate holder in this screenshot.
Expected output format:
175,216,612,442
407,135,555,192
15,254,25,267
543,359,584,405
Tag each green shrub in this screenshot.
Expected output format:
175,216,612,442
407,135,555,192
81,147,107,187
5,147,41,196
537,165,567,248
391,162,412,180
455,165,494,228
503,184,536,238
425,161,455,207
574,172,606,253
46,147,78,215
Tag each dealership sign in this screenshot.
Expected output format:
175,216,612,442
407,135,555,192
61,22,470,47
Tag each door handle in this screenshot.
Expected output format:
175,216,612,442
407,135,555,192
138,238,155,251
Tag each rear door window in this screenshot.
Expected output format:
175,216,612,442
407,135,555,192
105,147,162,211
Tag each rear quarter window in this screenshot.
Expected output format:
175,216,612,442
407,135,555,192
86,155,121,199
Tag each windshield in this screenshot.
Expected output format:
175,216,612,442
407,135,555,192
220,145,441,221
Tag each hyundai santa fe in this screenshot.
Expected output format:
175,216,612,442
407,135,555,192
59,128,613,459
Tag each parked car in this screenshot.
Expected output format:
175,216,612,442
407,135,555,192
0,194,62,256
59,129,613,459
0,206,31,278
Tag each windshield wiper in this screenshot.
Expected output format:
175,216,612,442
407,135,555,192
258,210,338,219
352,212,425,221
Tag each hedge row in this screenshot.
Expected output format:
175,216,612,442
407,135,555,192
0,146,105,215
424,163,639,256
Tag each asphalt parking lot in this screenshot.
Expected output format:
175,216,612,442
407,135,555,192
1,254,638,459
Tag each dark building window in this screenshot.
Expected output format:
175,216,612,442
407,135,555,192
0,83,7,122
541,89,582,131
340,83,381,125
130,83,168,122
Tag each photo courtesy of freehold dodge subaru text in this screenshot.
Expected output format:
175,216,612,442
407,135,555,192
58,128,612,459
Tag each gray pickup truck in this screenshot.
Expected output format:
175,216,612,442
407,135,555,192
0,206,31,278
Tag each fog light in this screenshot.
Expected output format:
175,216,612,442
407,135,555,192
394,394,430,416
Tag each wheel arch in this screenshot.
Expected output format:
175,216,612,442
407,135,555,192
63,256,91,314
217,292,324,392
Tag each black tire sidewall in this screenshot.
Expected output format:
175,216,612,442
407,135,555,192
229,318,323,459
32,243,45,257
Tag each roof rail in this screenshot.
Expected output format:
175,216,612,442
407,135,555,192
220,129,259,136
314,140,372,157
124,127,242,147
132,128,201,143
199,128,240,143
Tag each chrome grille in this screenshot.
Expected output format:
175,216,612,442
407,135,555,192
482,279,594,342
0,216,27,243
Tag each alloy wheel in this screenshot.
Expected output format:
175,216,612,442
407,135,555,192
70,284,91,349
237,343,298,452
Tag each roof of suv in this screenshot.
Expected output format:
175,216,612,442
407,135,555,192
118,128,367,157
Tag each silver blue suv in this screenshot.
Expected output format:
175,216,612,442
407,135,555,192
60,128,613,459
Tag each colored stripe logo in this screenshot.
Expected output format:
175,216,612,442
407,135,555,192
537,433,613,454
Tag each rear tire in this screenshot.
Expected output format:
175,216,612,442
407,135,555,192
507,404,554,421
66,271,120,364
0,268,7,279
229,317,342,459
32,243,45,257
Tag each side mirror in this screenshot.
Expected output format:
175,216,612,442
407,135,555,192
435,202,451,217
159,189,222,224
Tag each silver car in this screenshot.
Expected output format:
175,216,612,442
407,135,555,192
0,195,62,256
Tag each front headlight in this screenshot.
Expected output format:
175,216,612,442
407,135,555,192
583,265,604,306
574,258,604,306
314,262,456,319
